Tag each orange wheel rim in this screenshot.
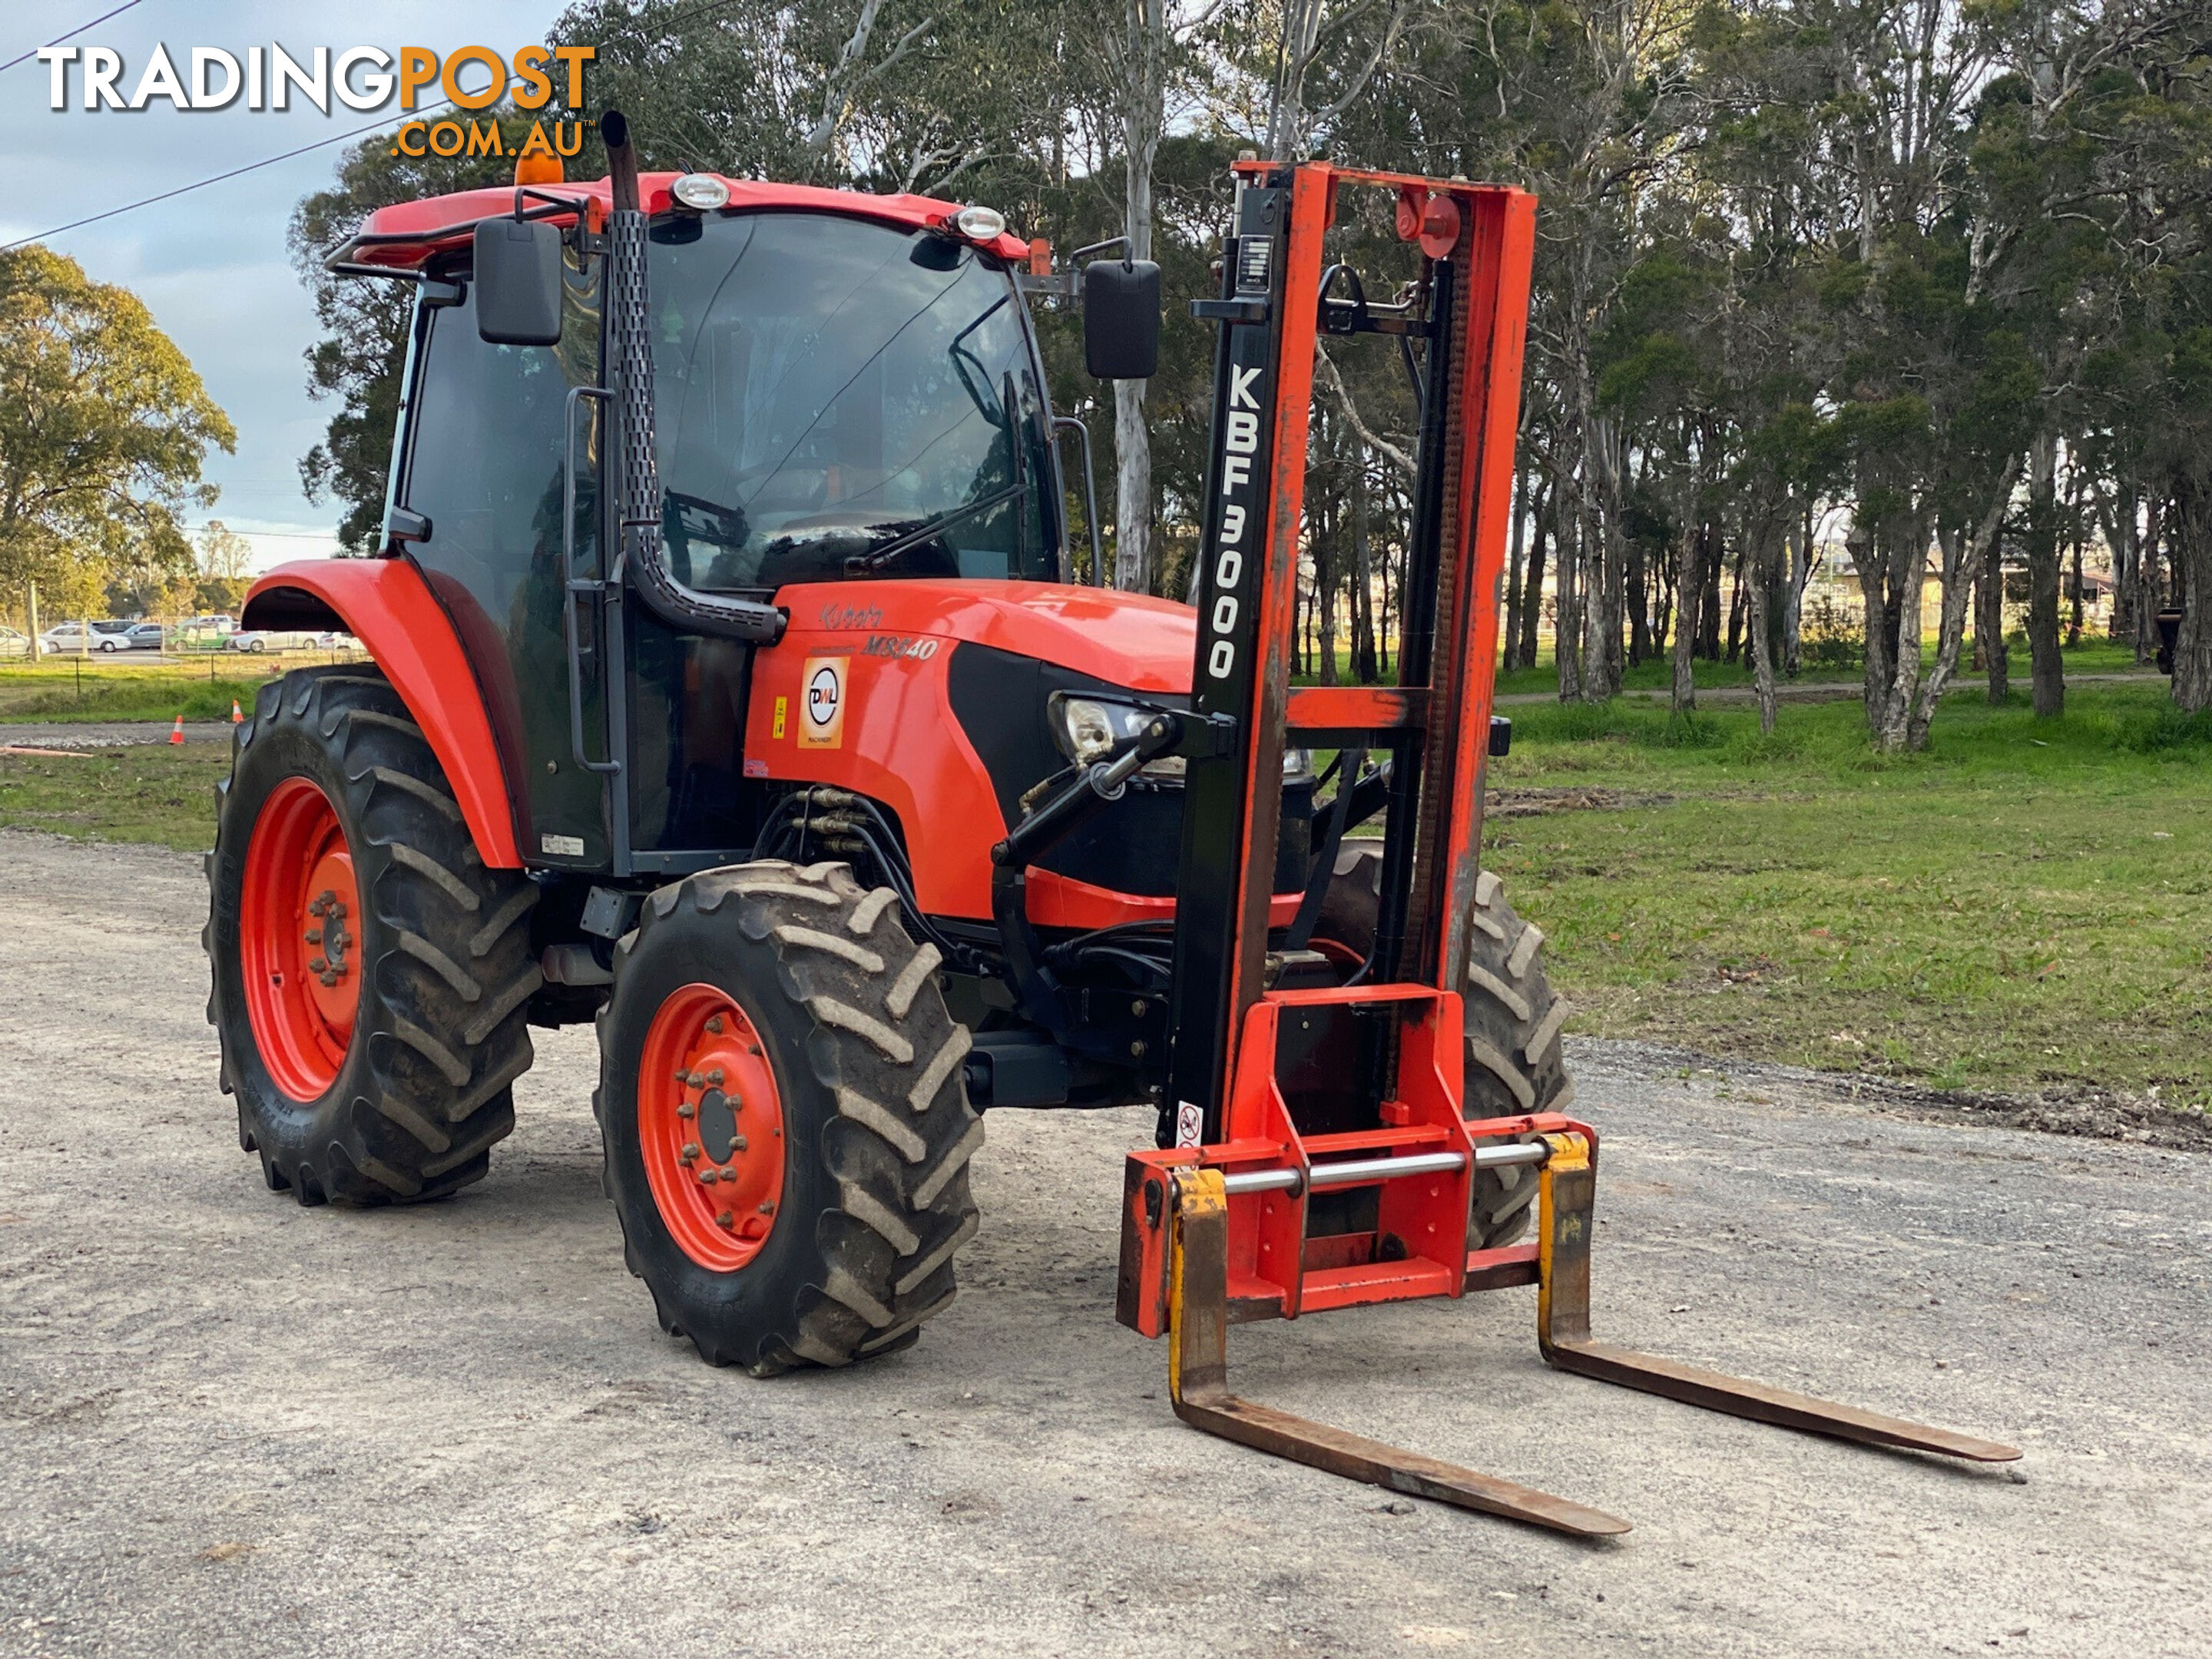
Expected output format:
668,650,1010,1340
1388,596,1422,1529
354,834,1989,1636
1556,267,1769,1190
240,777,359,1101
637,983,787,1270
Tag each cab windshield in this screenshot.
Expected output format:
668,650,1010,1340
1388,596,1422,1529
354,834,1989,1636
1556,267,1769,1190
646,210,1059,590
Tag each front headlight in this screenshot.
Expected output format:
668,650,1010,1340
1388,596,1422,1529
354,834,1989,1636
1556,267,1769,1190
1046,692,1158,763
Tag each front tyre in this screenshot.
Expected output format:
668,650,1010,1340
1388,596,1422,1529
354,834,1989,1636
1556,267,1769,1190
204,668,541,1204
596,861,982,1373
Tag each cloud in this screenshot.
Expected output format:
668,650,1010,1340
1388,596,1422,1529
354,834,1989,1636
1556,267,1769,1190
0,0,567,553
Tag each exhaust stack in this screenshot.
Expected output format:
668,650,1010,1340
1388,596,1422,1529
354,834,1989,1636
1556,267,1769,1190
600,111,783,645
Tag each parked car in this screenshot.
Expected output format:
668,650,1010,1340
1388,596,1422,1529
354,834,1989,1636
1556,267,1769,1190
0,625,27,657
38,621,134,653
121,622,167,651
227,629,341,654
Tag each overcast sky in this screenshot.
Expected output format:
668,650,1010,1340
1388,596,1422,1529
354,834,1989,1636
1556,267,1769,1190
0,0,568,571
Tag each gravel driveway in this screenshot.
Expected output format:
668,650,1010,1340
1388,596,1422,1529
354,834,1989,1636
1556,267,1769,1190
2,832,2205,1657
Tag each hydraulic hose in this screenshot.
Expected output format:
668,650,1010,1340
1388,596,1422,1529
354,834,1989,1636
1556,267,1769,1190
600,111,784,645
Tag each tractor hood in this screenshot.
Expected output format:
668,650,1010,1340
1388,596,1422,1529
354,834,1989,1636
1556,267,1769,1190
773,580,1197,694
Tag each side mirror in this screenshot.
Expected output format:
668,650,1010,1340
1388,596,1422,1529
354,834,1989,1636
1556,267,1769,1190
1083,258,1161,380
474,217,563,346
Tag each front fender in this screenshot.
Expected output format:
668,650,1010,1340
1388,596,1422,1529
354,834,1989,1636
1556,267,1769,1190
242,558,524,869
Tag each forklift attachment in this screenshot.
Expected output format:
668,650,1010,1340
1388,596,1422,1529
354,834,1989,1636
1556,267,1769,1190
1153,1137,2020,1537
1532,1134,2022,1465
1121,154,2022,1536
1167,1167,1632,1538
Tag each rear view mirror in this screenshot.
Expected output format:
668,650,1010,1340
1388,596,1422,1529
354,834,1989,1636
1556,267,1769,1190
1083,258,1161,379
475,218,563,346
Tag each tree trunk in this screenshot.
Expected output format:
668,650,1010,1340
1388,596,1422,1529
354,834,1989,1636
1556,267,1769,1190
1724,541,1746,664
2066,474,2086,648
1978,528,2010,703
1502,467,1528,673
1912,462,2018,748
1626,539,1650,666
1853,525,1894,736
1518,482,1548,672
1352,459,1377,682
2134,496,2165,666
1670,521,1699,717
1697,520,1723,659
1745,521,1780,735
2024,431,2064,718
1555,484,1583,700
2171,474,2212,712
1783,503,1813,677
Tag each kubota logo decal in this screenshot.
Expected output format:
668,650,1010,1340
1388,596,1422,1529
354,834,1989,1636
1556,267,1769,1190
798,657,846,749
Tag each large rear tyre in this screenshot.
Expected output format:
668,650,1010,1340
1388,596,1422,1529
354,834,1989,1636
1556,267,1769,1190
204,667,541,1204
1312,843,1572,1249
595,860,982,1373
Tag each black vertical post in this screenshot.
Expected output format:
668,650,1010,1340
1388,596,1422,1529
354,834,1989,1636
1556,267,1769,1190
1162,177,1290,1150
1367,258,1458,988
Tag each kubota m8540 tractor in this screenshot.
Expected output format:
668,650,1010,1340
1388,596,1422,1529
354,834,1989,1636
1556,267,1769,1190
213,117,1566,1372
212,116,2014,1531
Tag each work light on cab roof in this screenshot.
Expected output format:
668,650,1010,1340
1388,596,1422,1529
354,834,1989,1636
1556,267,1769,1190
951,204,1006,243
670,174,730,211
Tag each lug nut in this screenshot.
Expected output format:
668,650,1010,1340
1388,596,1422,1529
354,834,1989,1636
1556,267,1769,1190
681,1142,700,1160
757,1202,776,1216
309,957,328,975
730,1135,747,1153
716,1211,734,1229
677,1103,695,1119
707,1068,724,1086
304,929,322,945
706,1015,724,1035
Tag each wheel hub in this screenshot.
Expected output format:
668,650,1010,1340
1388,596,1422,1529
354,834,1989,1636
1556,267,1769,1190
637,985,787,1270
239,777,359,1102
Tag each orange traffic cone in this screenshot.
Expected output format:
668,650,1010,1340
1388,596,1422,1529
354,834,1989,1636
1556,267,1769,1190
168,715,184,746
230,700,243,725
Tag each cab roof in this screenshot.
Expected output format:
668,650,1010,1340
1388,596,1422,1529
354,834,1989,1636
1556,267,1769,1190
336,174,1034,272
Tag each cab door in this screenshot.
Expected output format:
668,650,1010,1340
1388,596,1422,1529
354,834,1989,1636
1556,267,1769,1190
388,250,609,870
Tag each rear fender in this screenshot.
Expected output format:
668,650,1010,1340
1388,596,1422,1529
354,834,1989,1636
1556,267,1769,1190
242,558,525,869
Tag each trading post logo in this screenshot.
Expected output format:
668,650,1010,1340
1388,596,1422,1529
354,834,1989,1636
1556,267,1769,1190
35,43,594,164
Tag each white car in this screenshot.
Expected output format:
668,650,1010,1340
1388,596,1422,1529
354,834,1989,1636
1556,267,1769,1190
227,629,342,654
39,621,134,652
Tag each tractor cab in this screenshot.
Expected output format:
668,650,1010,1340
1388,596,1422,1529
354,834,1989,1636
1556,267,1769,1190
280,167,1162,889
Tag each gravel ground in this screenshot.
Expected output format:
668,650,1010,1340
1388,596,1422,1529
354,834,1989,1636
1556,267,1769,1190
0,722,231,749
2,831,2206,1658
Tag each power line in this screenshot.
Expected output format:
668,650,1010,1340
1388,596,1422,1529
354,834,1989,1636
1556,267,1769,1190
0,0,757,253
1,101,459,253
0,1,148,77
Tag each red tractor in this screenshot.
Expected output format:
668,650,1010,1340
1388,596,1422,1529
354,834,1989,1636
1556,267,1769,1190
210,117,2015,1532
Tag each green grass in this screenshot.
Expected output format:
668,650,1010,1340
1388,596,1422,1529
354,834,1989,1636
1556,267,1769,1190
1486,680,2212,1105
0,746,228,853
0,661,283,723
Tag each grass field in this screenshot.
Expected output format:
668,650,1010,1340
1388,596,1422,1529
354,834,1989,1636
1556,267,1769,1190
1487,673,2208,1105
2,647,2199,1108
0,746,228,853
0,658,331,724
